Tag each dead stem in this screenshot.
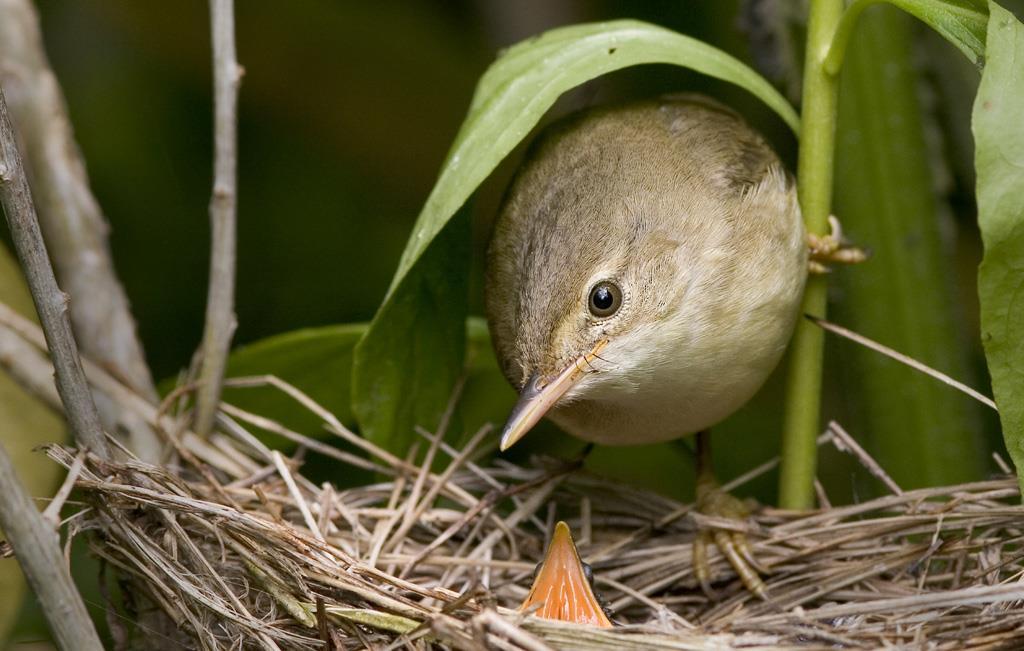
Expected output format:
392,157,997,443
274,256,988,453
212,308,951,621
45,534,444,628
194,0,242,437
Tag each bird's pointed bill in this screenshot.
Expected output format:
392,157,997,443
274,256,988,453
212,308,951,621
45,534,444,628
520,521,612,627
499,340,608,451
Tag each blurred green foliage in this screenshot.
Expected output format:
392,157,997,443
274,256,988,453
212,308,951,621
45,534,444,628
0,247,64,644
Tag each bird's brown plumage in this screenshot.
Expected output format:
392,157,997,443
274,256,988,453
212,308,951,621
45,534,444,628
486,95,806,446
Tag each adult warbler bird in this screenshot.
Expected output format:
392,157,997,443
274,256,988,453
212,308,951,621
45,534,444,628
486,94,813,596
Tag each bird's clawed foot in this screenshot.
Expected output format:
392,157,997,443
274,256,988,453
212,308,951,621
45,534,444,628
807,215,868,274
693,479,768,600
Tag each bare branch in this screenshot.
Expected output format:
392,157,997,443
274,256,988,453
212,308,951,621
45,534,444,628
194,0,242,437
0,441,103,651
0,0,163,461
0,88,108,457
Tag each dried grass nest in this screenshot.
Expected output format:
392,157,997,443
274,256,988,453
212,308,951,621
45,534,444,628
48,376,1024,650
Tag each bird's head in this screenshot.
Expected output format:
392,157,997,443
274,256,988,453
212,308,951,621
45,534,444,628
485,206,695,451
483,108,706,451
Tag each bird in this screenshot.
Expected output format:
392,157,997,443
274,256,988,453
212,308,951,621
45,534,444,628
520,521,612,627
485,94,815,597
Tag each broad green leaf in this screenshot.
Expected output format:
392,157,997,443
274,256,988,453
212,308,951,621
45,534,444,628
354,19,800,455
217,322,370,486
974,2,1024,490
0,245,65,643
460,316,517,447
889,0,987,63
827,0,988,73
353,213,470,453
383,20,798,305
833,5,984,488
222,323,366,443
222,315,514,454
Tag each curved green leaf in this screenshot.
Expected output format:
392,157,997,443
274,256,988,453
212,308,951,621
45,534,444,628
354,19,800,454
353,212,470,453
827,0,988,74
223,316,514,453
973,3,1024,490
385,20,798,303
223,323,367,442
460,316,517,446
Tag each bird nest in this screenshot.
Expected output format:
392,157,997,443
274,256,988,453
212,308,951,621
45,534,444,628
47,377,1024,650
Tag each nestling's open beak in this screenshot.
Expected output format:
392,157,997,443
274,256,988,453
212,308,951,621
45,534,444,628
520,521,612,627
499,339,608,451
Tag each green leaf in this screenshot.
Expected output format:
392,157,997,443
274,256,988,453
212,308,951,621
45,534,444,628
974,2,1024,491
222,323,366,442
460,317,517,446
220,315,513,459
353,19,800,455
833,5,985,488
826,0,988,74
891,0,988,63
353,212,470,453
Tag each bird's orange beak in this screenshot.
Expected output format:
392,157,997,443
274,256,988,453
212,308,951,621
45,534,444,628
520,521,612,627
499,340,608,452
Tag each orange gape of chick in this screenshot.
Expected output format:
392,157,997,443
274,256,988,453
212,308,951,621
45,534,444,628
519,521,612,628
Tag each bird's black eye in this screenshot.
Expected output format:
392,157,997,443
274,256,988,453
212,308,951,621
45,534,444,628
582,562,595,587
588,281,622,318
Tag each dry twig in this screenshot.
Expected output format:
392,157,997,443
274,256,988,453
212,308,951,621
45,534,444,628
809,315,998,410
0,0,162,461
194,0,243,437
0,438,102,650
0,88,108,457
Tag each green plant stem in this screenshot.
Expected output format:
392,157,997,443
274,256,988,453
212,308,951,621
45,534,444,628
779,281,827,509
778,0,844,510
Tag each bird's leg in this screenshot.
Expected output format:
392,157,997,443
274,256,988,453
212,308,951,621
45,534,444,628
692,430,768,599
807,215,868,274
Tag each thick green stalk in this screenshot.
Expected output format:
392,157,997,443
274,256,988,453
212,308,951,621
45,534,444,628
778,0,843,509
833,6,983,487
